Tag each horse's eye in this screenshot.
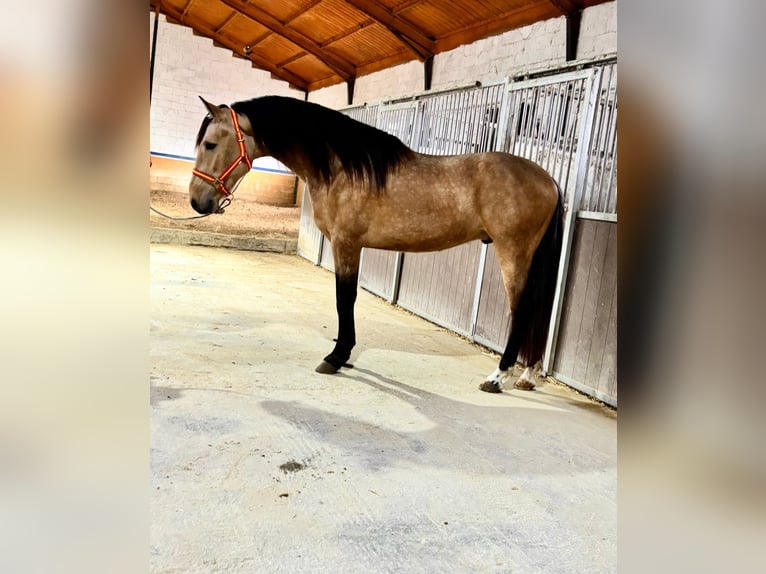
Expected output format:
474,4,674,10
204,142,217,151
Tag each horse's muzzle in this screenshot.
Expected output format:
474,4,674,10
191,196,215,214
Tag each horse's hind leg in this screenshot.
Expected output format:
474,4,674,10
479,246,535,393
315,241,361,374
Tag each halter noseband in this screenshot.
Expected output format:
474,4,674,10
192,107,252,197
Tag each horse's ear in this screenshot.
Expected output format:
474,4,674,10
199,96,226,119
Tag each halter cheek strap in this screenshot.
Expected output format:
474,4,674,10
192,107,252,197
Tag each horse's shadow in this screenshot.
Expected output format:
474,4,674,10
259,367,615,478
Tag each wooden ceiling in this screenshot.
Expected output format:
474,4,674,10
154,0,610,93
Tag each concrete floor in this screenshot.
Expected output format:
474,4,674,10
150,244,616,574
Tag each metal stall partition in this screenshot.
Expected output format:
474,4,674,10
547,62,617,406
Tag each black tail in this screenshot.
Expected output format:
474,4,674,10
516,187,564,367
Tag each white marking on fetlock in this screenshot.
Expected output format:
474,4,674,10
520,366,535,383
513,366,537,390
486,367,508,388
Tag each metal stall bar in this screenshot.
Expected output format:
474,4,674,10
542,67,602,376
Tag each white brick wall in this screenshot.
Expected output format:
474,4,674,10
306,82,349,109
577,2,618,60
150,15,300,158
309,1,616,108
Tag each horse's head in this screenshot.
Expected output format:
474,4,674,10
189,97,257,214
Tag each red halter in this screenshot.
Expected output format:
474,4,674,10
192,107,252,197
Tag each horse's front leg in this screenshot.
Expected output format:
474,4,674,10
315,242,361,374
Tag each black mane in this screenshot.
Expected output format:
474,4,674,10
230,96,413,189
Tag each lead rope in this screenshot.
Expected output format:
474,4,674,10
150,197,232,221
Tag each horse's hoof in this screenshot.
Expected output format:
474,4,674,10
315,361,339,374
513,379,536,391
479,380,503,393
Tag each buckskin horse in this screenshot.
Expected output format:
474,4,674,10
189,96,563,393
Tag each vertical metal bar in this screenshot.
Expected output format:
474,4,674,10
600,68,618,212
479,86,492,151
150,4,160,103
542,86,556,172
551,82,570,179
474,86,487,152
431,96,441,152
516,90,527,154
447,92,459,154
458,90,471,154
461,89,472,154
437,94,448,153
411,101,424,150
316,235,325,266
494,79,512,153
605,136,617,214
465,88,479,154
507,90,520,154
472,87,484,151
527,86,539,159
447,93,460,155
542,68,601,376
554,86,567,189
417,99,428,151
517,88,528,157
390,252,404,304
543,86,556,166
469,242,489,337
477,88,487,153
456,90,467,154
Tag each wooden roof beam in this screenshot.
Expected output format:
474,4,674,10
283,0,323,26
219,0,356,80
343,0,434,60
214,11,238,34
158,2,308,90
391,0,421,16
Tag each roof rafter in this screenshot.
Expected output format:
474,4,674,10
318,19,375,48
214,10,238,34
219,0,355,79
391,0,421,15
343,0,434,61
158,1,308,90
